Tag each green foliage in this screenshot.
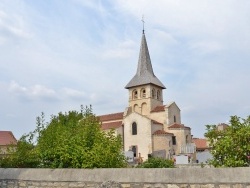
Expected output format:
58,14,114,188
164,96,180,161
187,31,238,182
1,106,126,168
137,157,174,168
205,115,250,167
0,137,39,168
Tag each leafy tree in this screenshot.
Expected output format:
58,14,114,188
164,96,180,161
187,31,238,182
205,115,250,167
0,136,39,168
36,106,126,168
1,106,126,168
137,157,174,168
0,112,46,168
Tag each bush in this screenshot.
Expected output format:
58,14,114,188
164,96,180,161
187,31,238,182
137,157,174,168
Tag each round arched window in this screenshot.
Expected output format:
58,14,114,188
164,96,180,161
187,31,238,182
133,90,138,99
132,122,137,135
141,88,146,98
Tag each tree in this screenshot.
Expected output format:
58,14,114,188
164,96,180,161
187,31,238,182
205,115,250,167
0,112,47,168
137,157,174,168
1,106,126,168
36,106,126,168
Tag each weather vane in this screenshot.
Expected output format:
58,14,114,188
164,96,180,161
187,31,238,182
141,15,145,34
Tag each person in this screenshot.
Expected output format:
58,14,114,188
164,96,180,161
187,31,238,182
138,153,143,164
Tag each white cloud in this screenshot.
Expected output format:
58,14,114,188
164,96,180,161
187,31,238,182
8,81,28,94
61,88,86,100
8,81,56,100
189,40,223,55
29,85,56,98
102,39,136,59
0,9,32,41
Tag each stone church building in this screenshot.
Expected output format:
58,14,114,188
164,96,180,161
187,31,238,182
99,31,194,161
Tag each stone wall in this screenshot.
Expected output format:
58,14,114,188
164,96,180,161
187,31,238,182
1,168,250,188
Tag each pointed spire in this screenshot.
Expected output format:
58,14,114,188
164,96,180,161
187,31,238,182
136,33,154,76
125,33,166,89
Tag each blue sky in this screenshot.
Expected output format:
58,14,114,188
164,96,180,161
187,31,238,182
1,0,250,139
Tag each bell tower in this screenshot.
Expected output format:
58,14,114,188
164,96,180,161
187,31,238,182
125,31,166,116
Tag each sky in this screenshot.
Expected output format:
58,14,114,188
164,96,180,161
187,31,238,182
0,0,250,139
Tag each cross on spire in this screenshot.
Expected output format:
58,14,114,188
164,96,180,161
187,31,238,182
141,15,145,34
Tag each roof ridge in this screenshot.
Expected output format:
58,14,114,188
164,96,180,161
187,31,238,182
98,112,124,122
153,130,173,135
98,112,123,116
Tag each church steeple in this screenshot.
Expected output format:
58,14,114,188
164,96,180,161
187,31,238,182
125,32,166,89
125,30,166,115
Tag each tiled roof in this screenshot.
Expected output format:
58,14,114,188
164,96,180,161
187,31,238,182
151,105,165,113
192,138,209,149
152,120,163,125
153,130,173,135
98,112,123,122
168,123,190,129
101,121,123,130
125,33,166,89
0,131,17,145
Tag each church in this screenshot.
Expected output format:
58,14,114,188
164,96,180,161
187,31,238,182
99,30,195,161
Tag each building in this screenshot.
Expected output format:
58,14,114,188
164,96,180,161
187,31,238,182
99,31,195,161
0,131,17,157
192,138,209,152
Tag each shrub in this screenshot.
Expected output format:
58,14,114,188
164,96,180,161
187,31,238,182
137,157,174,168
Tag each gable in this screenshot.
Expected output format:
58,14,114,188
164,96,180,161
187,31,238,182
165,101,180,111
124,111,152,123
0,131,17,146
168,123,190,130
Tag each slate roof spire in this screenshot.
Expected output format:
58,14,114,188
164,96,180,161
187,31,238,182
125,31,166,89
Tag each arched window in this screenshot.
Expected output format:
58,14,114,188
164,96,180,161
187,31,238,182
152,89,155,98
132,122,137,135
157,90,161,100
134,104,139,113
172,136,176,145
133,90,138,99
141,103,147,115
141,88,146,98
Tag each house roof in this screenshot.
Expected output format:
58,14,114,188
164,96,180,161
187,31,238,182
101,121,123,130
125,33,166,89
192,138,209,150
98,112,123,122
0,131,17,145
153,130,173,135
151,105,165,113
168,123,190,130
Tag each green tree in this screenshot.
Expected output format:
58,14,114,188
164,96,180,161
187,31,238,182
0,136,39,168
36,106,126,168
137,157,174,168
0,112,46,168
205,115,250,167
1,106,126,168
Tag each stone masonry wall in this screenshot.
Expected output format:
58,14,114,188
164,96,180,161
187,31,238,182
1,168,250,188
